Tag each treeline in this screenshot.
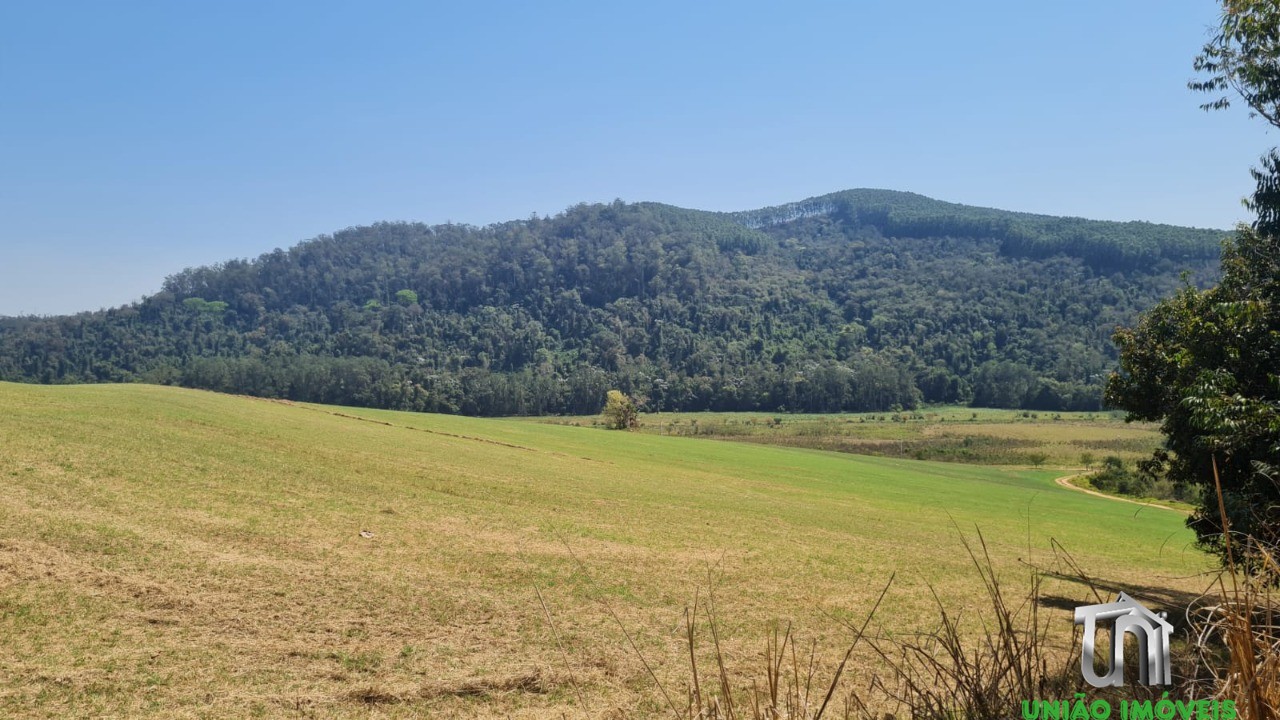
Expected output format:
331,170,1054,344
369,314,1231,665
0,191,1225,416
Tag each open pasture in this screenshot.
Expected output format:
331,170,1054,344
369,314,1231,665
0,385,1204,717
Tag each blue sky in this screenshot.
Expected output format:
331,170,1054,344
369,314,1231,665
1,1,1272,315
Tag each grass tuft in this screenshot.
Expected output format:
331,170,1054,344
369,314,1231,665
420,671,550,699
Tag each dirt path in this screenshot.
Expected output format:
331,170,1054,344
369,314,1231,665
1053,472,1189,514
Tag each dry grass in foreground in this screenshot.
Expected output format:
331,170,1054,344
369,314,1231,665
624,470,1280,720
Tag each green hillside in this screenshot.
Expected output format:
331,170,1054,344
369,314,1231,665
734,188,1225,266
0,383,1209,717
0,190,1229,416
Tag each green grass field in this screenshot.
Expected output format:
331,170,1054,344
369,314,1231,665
0,383,1210,718
542,407,1164,466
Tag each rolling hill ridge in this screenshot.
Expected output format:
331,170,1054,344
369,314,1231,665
0,189,1228,415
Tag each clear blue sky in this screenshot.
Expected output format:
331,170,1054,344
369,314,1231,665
1,1,1272,315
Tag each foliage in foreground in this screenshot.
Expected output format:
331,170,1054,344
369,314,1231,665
616,529,1278,720
1107,223,1280,559
1108,0,1280,565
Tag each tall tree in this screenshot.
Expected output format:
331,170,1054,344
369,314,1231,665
1107,0,1280,562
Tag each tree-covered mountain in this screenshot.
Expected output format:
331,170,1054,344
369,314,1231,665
0,189,1227,415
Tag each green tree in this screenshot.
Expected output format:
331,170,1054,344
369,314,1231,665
602,389,638,430
182,297,228,314
1108,0,1280,561
395,289,418,306
1189,0,1280,128
1107,225,1280,555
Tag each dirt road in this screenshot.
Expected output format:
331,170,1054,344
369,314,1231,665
1053,472,1189,515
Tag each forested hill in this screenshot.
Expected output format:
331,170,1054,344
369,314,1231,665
733,189,1223,269
0,190,1227,415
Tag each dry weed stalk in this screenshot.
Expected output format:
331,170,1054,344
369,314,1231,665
682,576,894,720
545,458,1280,719
855,529,1080,720
1187,457,1280,720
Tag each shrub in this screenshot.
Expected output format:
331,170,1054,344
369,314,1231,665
601,390,638,430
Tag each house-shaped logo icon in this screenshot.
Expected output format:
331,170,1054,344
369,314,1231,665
1073,592,1173,687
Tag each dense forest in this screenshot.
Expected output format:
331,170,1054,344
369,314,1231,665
0,189,1227,415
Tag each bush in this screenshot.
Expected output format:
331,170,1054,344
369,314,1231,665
601,390,638,430
1089,456,1154,497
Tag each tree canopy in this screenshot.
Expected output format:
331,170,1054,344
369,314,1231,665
602,390,638,430
1107,0,1280,563
0,190,1223,417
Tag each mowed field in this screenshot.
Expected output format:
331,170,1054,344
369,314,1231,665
0,383,1210,718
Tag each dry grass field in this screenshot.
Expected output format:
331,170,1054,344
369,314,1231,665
0,384,1209,718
